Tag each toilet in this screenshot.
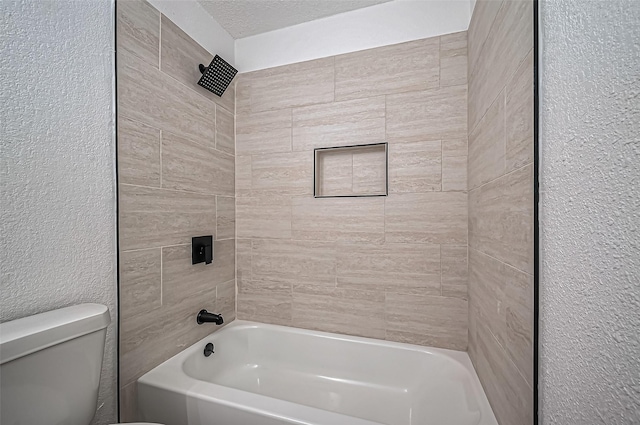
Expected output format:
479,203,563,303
0,303,160,425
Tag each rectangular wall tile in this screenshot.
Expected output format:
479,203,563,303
336,243,441,292
442,138,468,157
116,0,159,69
118,116,160,187
440,31,468,88
117,50,216,147
385,193,467,244
216,106,235,155
292,196,385,243
161,131,234,196
251,151,313,196
506,50,534,172
236,108,292,155
119,184,216,250
252,239,336,286
237,291,292,326
335,38,440,101
292,96,385,151
504,264,534,386
469,0,533,130
161,240,235,305
441,245,468,298
292,285,386,339
385,290,468,350
442,154,467,192
235,156,252,197
469,164,533,273
386,85,467,142
475,322,533,425
468,91,506,190
388,140,442,193
160,15,234,112
468,0,504,73
236,239,252,289
469,248,507,347
244,57,334,113
216,195,235,240
119,248,162,320
216,279,236,322
236,196,292,239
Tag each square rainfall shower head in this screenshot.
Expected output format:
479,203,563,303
198,55,238,97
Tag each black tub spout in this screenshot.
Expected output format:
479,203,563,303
197,310,223,325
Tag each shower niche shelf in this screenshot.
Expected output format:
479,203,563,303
314,142,388,198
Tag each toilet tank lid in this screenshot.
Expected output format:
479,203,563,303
0,303,111,365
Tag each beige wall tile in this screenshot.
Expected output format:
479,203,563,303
442,138,468,157
119,248,162,320
385,290,468,350
236,196,292,239
315,149,354,196
475,322,533,425
388,140,442,193
236,108,292,155
469,164,533,274
336,243,441,293
441,245,468,299
216,106,235,155
335,38,440,101
252,151,314,196
504,264,533,386
119,184,216,250
160,15,234,113
292,97,385,152
442,155,468,192
118,116,161,187
469,0,533,131
387,85,467,142
119,381,139,422
352,146,387,195
237,291,292,326
244,57,334,113
161,240,235,305
116,0,159,69
468,0,504,73
292,196,385,243
252,239,336,286
161,131,234,196
440,31,468,88
216,196,235,240
292,285,386,339
468,91,506,191
216,279,236,322
506,50,534,172
235,156,252,197
236,239,252,288
469,248,507,347
385,193,467,244
117,50,217,147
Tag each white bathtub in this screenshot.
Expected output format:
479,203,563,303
138,320,497,425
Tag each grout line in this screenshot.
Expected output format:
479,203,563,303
160,247,163,306
440,244,443,296
468,160,533,193
158,14,162,70
120,182,222,197
468,246,533,277
159,130,162,188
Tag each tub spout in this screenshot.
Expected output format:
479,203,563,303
197,310,224,325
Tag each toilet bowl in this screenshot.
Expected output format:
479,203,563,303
0,304,161,425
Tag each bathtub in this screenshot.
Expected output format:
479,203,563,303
137,320,497,425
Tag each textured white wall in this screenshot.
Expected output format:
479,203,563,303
539,0,640,423
0,1,117,424
235,0,470,72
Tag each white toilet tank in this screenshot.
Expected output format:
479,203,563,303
0,303,111,425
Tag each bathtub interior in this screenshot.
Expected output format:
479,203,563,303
179,323,485,425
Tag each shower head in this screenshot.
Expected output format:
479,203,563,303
197,55,238,97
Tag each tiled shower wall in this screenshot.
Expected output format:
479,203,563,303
116,1,235,420
467,1,534,424
235,34,470,350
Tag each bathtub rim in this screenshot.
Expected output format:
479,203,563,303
137,319,498,425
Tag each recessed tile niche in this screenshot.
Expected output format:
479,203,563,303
314,142,388,198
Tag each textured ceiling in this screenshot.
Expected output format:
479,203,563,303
198,0,393,39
